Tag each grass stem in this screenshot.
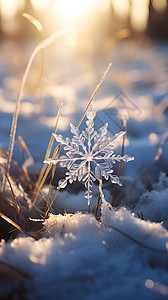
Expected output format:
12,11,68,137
2,28,71,197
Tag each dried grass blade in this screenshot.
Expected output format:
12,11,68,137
22,13,44,91
0,212,32,237
0,146,24,177
22,13,43,32
0,163,20,215
44,164,56,220
18,136,33,190
92,191,101,216
152,132,168,166
112,119,127,206
118,119,127,177
0,261,29,280
77,63,112,129
33,144,60,205
44,187,61,218
2,27,71,196
18,136,34,165
34,103,63,194
92,180,102,215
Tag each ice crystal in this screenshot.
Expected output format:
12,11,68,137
44,106,134,210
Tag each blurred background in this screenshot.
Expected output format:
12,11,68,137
0,0,168,100
0,0,168,169
1,0,168,48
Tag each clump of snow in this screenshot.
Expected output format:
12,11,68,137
101,198,168,252
134,190,168,228
0,202,168,299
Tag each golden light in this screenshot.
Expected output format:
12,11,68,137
145,279,154,289
30,0,49,12
111,0,130,20
152,0,167,14
149,133,159,145
0,0,24,34
1,0,19,20
131,0,149,31
56,0,97,23
22,13,43,32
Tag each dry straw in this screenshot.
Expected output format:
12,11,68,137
2,24,72,196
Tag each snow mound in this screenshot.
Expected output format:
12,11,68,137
0,203,168,299
134,189,168,227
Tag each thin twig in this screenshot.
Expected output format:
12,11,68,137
44,164,56,219
34,103,63,195
0,146,36,191
92,179,102,216
77,63,112,129
33,144,60,205
112,119,127,206
22,13,44,91
0,163,20,215
44,187,61,218
0,212,33,238
18,135,33,190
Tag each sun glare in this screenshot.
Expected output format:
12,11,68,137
31,0,49,12
0,0,24,34
57,0,97,22
111,0,130,20
131,0,149,31
152,0,167,14
1,0,23,20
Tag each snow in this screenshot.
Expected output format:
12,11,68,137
0,38,168,299
0,206,167,299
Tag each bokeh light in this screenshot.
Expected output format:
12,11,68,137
0,0,24,34
145,279,154,289
111,0,130,20
31,0,49,12
152,0,167,14
130,0,149,31
56,0,97,23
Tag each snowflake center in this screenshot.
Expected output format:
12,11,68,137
85,153,93,162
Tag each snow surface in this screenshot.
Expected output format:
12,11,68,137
0,38,168,299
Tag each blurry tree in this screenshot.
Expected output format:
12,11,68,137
0,0,168,41
147,0,168,40
0,0,37,39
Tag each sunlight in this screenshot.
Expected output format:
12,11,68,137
0,0,24,34
31,0,49,12
145,279,154,289
22,13,43,32
149,133,159,145
152,0,167,14
131,0,149,31
1,0,19,20
57,0,97,22
111,0,130,20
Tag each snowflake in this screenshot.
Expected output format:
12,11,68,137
44,106,134,210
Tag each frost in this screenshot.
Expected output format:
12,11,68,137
44,106,134,210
